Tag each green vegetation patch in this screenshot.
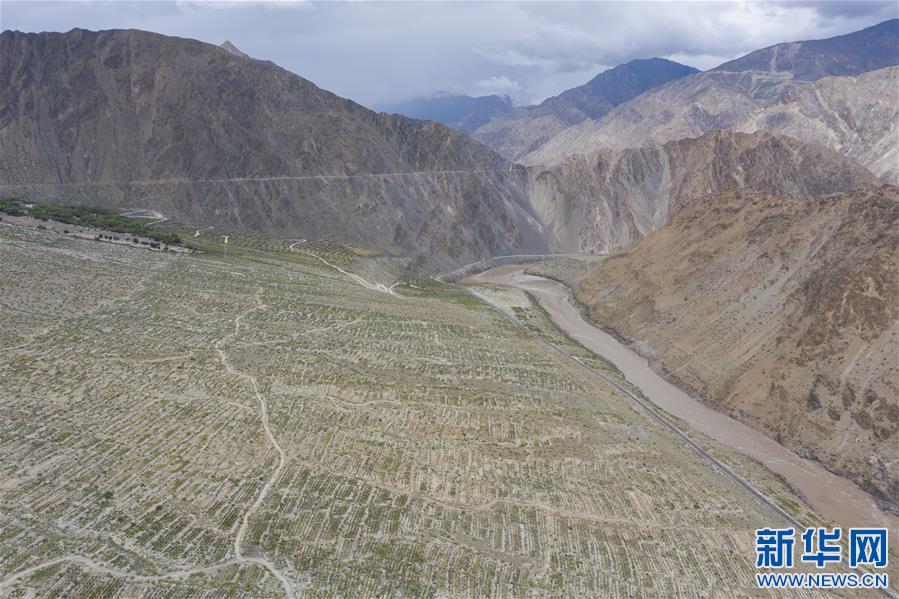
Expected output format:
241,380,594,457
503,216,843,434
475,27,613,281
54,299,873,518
0,198,181,245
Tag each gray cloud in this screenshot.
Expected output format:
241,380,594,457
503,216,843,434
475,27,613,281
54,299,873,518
2,1,895,107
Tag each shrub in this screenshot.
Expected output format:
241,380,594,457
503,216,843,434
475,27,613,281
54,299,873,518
0,198,182,245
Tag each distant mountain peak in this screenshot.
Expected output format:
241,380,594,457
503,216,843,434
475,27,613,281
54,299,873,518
379,93,514,133
713,17,899,80
471,57,697,160
570,57,699,110
521,19,899,173
597,56,699,75
220,40,249,59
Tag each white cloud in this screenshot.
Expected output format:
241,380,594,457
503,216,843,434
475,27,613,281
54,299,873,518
2,0,895,106
175,0,311,11
473,48,555,69
473,75,522,95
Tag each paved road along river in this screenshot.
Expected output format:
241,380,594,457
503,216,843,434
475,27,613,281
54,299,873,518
469,265,898,550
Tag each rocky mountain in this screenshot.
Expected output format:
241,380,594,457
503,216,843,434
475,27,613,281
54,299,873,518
472,58,698,160
714,18,899,80
0,28,546,268
524,20,899,183
219,40,249,59
576,186,899,506
526,129,880,253
1,25,893,270
379,93,513,134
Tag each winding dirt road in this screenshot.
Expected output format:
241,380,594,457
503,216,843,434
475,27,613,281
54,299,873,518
0,555,289,592
2,288,299,597
215,287,295,598
294,249,400,296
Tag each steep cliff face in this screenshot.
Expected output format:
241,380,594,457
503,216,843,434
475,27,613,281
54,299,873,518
576,186,899,506
472,58,697,161
525,130,879,253
0,28,546,268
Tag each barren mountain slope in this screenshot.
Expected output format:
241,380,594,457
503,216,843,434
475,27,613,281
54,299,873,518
0,28,546,268
472,58,697,160
576,186,899,505
714,18,899,80
524,19,899,179
525,66,899,182
526,129,879,253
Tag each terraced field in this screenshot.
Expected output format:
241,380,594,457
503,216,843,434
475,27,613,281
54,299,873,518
0,224,849,597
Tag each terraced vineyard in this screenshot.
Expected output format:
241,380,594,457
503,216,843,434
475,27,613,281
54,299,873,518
1,224,844,597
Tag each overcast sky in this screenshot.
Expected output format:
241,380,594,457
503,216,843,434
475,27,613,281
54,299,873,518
2,1,896,107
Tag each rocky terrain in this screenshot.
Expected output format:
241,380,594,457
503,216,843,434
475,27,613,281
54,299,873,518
576,186,899,506
379,93,514,134
525,129,879,253
2,15,899,597
472,58,697,161
523,21,899,183
0,28,547,268
4,26,894,268
2,224,839,597
713,17,899,80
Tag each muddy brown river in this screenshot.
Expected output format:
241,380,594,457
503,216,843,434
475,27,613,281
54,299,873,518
469,265,898,549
